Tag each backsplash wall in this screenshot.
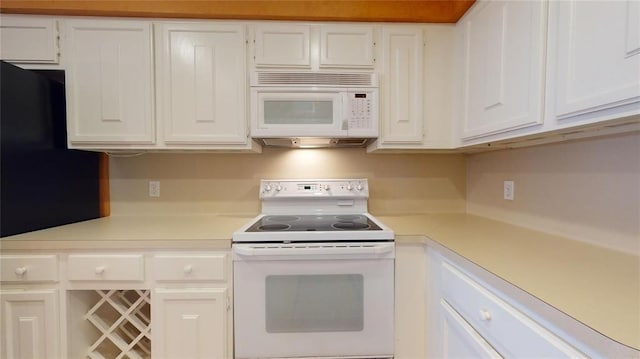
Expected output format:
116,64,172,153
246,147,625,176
466,132,640,254
109,148,467,216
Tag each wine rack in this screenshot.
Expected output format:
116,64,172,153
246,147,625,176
84,289,151,359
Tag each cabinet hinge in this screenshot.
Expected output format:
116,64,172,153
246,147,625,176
226,295,231,311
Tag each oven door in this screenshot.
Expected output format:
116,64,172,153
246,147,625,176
233,242,395,359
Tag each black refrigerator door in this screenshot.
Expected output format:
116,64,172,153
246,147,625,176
1,61,100,237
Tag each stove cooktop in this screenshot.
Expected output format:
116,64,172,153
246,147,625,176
246,214,383,232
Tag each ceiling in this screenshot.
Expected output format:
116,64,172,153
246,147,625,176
0,1,475,23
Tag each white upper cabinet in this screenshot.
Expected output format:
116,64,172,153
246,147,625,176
0,15,59,64
65,19,155,145
458,0,547,141
319,25,374,68
251,23,375,70
548,0,640,124
378,26,424,144
253,24,310,68
156,22,248,145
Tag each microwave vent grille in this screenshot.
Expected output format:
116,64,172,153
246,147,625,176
255,72,376,87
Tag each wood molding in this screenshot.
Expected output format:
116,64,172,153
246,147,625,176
98,152,110,217
0,1,475,23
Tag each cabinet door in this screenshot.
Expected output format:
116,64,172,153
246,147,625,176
550,1,640,121
319,25,374,68
253,24,310,68
157,23,248,144
0,15,59,64
1,290,59,359
153,288,228,359
440,299,502,358
459,1,547,140
65,20,155,144
379,27,424,144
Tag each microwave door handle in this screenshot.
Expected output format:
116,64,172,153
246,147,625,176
341,92,350,132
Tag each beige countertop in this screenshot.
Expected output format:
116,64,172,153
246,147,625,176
378,213,640,352
1,212,638,351
0,214,256,250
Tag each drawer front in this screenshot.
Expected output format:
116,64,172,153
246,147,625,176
0,255,58,282
153,253,227,282
441,261,585,358
67,254,144,281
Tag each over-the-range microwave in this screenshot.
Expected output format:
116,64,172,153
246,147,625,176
250,72,379,146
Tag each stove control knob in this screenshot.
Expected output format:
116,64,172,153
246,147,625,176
275,185,283,192
264,184,272,192
346,184,354,191
323,184,331,191
356,183,364,191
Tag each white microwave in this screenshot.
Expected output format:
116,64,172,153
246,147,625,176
250,72,379,141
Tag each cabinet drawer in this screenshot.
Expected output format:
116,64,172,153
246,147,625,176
0,255,58,282
153,253,227,282
441,261,585,358
67,254,144,281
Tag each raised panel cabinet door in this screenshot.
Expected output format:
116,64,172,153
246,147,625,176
157,23,247,144
0,290,59,359
440,299,503,359
0,15,59,64
460,0,547,140
319,25,374,68
65,20,155,144
551,0,640,121
152,288,228,359
253,24,310,67
380,26,424,144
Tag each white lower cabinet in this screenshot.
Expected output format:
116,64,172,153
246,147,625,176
1,249,232,358
425,244,610,359
0,290,60,359
153,288,228,359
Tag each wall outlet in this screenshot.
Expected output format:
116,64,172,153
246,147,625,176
503,180,514,200
149,181,160,197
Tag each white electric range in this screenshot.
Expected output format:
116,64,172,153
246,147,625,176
232,179,395,359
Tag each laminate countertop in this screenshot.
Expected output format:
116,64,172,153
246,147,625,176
1,212,638,351
377,213,640,353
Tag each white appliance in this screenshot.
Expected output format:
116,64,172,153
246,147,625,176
233,179,395,359
250,72,379,147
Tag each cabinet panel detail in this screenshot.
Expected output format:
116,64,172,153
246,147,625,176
552,1,640,120
158,23,247,144
380,27,424,144
153,288,228,359
254,25,310,67
0,16,59,63
320,25,374,68
65,20,155,144
1,290,59,358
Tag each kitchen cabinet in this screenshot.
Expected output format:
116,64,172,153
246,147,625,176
0,290,60,358
155,22,249,146
377,26,424,144
426,244,600,358
457,0,547,142
1,249,233,358
547,0,640,125
64,19,155,146
153,288,228,358
368,25,456,151
251,23,375,70
0,14,60,65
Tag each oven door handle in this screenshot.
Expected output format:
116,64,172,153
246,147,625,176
233,244,394,257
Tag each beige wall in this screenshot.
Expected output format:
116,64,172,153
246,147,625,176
109,147,467,216
466,132,640,254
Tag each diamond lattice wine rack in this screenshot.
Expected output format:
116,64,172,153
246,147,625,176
83,289,152,359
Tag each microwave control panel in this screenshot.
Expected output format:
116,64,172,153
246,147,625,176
347,91,375,130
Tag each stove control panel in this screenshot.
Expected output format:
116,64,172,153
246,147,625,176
260,179,369,199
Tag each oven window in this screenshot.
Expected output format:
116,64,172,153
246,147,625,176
265,274,364,333
264,100,333,125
